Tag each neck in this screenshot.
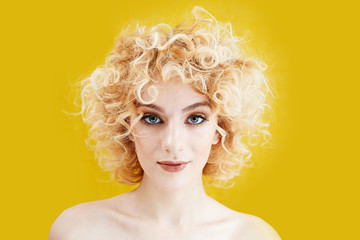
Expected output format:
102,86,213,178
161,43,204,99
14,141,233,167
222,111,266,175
129,173,211,228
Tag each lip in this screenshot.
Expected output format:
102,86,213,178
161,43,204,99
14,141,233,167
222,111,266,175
157,161,189,172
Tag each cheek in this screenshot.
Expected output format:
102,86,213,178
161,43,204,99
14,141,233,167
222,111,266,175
189,127,216,155
134,134,156,156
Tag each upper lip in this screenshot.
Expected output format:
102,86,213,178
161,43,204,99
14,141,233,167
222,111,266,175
157,161,189,165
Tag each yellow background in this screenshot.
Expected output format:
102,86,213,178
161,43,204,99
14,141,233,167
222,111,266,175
1,0,359,239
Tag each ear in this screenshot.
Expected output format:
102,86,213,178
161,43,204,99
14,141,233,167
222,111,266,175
128,132,134,142
126,116,134,141
212,131,220,145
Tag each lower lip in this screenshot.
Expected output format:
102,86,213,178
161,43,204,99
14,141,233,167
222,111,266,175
158,163,189,172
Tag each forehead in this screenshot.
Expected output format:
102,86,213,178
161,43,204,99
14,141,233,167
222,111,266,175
139,81,210,111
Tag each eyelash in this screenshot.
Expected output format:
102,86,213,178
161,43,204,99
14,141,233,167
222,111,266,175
140,113,208,125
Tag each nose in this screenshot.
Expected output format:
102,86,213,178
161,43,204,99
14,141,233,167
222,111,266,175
161,120,184,154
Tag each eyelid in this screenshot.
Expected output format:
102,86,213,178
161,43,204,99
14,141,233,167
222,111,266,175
187,112,207,119
142,112,163,118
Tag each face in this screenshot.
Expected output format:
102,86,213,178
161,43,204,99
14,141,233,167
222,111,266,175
130,81,219,190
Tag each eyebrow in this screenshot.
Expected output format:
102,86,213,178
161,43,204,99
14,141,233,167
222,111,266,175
136,101,211,113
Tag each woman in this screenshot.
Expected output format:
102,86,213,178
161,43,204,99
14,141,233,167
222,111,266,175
49,7,281,240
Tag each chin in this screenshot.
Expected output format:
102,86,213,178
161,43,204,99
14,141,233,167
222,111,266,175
154,175,195,191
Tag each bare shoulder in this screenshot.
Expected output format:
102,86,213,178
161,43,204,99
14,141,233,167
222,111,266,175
205,198,280,240
48,198,122,240
232,212,281,240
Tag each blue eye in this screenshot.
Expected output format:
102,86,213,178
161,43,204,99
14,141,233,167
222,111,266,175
141,114,162,124
187,115,206,124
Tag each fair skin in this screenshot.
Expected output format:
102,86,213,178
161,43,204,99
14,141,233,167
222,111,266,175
49,81,281,240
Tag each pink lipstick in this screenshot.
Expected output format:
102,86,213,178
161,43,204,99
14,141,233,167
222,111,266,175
157,161,189,172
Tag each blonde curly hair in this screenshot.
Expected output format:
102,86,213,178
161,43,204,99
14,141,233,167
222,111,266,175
78,6,272,188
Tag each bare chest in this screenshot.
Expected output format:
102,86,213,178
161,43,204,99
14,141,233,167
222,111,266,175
85,216,240,240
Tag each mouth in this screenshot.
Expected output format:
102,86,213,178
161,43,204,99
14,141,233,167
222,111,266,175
157,161,189,172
